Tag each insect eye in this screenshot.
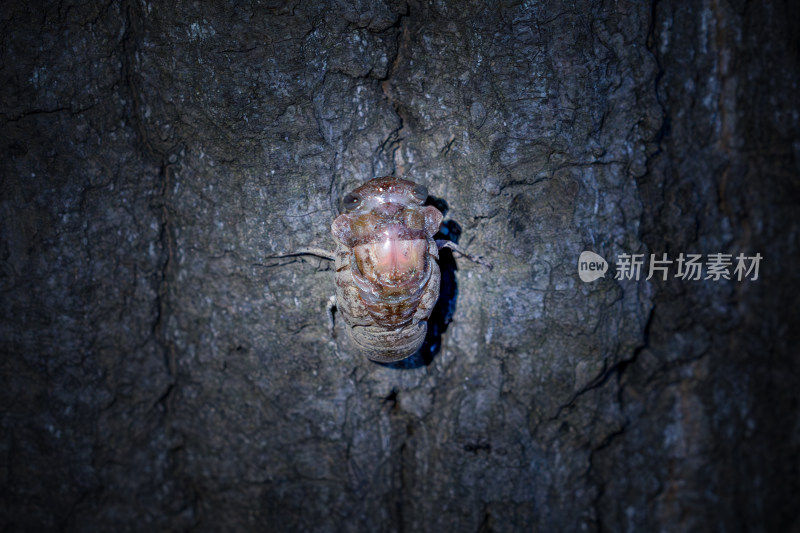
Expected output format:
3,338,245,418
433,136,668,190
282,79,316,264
343,193,361,210
412,184,428,203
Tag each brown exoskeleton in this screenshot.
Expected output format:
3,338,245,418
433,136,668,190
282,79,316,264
271,176,491,363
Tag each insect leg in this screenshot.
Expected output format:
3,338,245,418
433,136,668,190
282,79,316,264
435,240,493,270
267,247,335,261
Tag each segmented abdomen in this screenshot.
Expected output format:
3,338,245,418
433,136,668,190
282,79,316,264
334,243,440,362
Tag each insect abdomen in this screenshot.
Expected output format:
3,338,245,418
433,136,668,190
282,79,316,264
334,246,440,362
349,321,428,363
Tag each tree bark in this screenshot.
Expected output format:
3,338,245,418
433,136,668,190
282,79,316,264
1,0,797,531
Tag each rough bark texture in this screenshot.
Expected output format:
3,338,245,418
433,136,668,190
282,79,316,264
1,1,798,531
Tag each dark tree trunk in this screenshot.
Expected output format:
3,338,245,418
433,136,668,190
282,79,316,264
1,1,798,531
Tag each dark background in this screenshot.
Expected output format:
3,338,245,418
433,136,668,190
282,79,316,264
1,0,798,531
